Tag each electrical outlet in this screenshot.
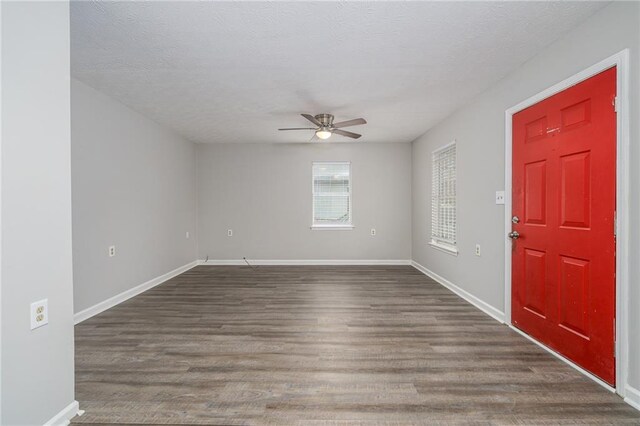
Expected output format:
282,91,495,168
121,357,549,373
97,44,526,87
108,245,116,257
495,191,505,205
475,244,481,256
370,228,376,236
30,299,48,330
186,231,190,239
227,229,233,237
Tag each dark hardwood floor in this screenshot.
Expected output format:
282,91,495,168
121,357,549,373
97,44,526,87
73,266,639,425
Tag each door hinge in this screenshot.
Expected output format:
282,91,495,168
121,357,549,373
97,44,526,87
613,96,619,112
614,212,617,238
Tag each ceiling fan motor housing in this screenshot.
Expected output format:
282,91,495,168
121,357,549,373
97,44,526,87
315,114,334,127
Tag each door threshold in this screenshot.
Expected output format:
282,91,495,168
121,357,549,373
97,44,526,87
509,324,616,393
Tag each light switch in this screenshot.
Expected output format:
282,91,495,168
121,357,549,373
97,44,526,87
495,191,505,205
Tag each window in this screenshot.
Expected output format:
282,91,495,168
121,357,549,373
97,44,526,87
312,162,352,229
431,142,457,254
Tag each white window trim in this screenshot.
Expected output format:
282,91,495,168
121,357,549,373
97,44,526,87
429,240,458,256
430,141,457,254
310,224,354,231
311,161,353,230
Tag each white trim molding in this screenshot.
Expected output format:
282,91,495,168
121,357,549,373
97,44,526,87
43,401,81,426
311,161,353,228
0,4,3,420
199,259,412,266
428,241,458,256
504,49,630,397
625,385,640,411
74,260,198,324
509,325,615,393
411,258,640,411
310,225,355,231
411,260,505,323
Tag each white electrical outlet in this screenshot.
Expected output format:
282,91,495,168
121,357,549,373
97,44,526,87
227,229,233,237
475,244,481,256
30,299,48,330
495,191,505,205
370,228,376,236
186,231,190,239
108,245,116,257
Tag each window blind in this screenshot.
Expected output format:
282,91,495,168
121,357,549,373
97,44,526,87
312,162,351,226
431,143,456,247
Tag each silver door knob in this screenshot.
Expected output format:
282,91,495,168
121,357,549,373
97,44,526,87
508,231,520,240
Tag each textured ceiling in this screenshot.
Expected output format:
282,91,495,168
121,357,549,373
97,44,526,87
71,1,607,144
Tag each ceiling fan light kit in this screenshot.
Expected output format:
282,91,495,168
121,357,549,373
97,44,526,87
316,128,332,140
279,113,367,140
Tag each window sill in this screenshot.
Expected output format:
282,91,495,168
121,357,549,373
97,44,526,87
310,225,354,231
429,241,458,256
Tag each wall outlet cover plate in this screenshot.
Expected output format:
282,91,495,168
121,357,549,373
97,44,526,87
30,299,48,330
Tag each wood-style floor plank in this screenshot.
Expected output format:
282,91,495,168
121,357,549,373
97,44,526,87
73,266,640,425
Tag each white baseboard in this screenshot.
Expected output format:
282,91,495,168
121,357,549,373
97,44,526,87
44,400,80,426
509,323,615,393
74,260,198,324
625,384,640,411
410,260,640,410
411,260,505,323
199,259,412,266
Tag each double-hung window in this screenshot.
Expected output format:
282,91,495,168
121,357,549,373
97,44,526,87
430,142,457,254
312,162,352,229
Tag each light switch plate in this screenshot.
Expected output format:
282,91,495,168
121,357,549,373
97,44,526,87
30,299,48,330
495,191,505,205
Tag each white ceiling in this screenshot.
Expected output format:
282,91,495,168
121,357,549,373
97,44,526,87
71,1,607,144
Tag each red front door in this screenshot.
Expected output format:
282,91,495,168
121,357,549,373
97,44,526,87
511,67,617,385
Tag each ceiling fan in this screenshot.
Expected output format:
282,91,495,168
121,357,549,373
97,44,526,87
279,114,367,140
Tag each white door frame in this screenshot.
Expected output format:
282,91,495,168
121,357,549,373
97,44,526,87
503,49,630,396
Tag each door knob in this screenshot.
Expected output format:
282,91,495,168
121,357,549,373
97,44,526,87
508,231,520,240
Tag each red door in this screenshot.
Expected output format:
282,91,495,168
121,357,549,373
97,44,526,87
511,67,616,385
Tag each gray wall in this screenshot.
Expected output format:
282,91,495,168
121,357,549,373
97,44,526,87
411,1,639,392
71,79,198,313
197,143,412,261
1,2,75,424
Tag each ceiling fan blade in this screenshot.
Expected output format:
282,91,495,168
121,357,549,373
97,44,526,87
301,113,322,126
332,118,367,128
332,129,361,139
278,127,316,131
